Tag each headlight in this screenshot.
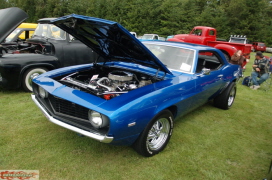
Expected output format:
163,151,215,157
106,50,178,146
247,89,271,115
38,86,48,98
88,110,109,129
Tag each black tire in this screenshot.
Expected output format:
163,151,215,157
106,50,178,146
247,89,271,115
22,67,48,92
132,110,174,157
214,82,236,110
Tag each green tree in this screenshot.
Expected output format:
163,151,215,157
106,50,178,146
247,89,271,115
1,0,272,45
0,0,9,9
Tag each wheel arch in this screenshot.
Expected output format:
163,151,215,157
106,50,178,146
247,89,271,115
166,105,178,119
19,63,55,86
214,44,237,61
214,81,236,110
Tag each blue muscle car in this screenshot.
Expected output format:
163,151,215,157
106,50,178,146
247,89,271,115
31,14,240,157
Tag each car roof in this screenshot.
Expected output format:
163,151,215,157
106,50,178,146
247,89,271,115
17,23,37,29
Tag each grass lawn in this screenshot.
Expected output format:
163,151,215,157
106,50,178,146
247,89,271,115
0,52,271,180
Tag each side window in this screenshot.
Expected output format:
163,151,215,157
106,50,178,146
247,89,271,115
19,30,33,40
209,30,215,36
29,31,35,38
192,29,202,36
18,31,26,40
196,51,223,73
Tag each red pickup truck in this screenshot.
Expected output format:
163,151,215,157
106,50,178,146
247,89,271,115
168,26,252,61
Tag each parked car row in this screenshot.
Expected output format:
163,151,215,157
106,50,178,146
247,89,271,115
135,32,269,54
0,7,98,92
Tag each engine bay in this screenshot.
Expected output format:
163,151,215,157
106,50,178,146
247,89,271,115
53,65,162,100
13,41,54,55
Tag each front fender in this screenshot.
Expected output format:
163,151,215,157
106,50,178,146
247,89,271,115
107,75,195,144
0,53,59,89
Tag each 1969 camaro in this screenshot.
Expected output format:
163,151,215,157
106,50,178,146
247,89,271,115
31,14,240,157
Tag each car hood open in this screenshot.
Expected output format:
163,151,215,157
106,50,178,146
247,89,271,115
51,14,172,75
0,7,28,43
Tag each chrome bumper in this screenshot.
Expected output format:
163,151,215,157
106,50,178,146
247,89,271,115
31,94,113,143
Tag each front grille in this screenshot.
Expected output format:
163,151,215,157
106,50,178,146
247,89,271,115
32,83,109,135
48,94,89,121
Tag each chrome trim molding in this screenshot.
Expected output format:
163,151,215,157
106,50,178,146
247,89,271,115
31,94,113,143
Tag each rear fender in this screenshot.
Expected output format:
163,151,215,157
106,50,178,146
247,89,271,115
214,44,237,58
19,55,59,85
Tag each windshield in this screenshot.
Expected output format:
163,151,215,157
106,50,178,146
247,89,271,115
33,24,66,40
144,44,195,73
5,29,21,42
142,34,156,40
259,43,265,47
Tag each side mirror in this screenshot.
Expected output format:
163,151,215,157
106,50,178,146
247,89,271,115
197,68,211,76
201,68,211,75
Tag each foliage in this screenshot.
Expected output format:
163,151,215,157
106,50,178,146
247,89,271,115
1,0,272,45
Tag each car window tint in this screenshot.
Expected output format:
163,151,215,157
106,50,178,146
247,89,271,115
34,24,66,40
209,30,215,36
196,51,223,73
192,29,202,36
18,31,26,40
5,29,21,42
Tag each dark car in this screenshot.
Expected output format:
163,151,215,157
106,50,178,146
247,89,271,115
0,7,97,91
31,14,240,157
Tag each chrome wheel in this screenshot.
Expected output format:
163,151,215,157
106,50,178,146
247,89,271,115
146,117,171,151
133,110,174,157
228,87,236,107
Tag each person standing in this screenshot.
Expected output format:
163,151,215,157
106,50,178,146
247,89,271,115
230,50,245,77
250,51,270,90
230,50,244,65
